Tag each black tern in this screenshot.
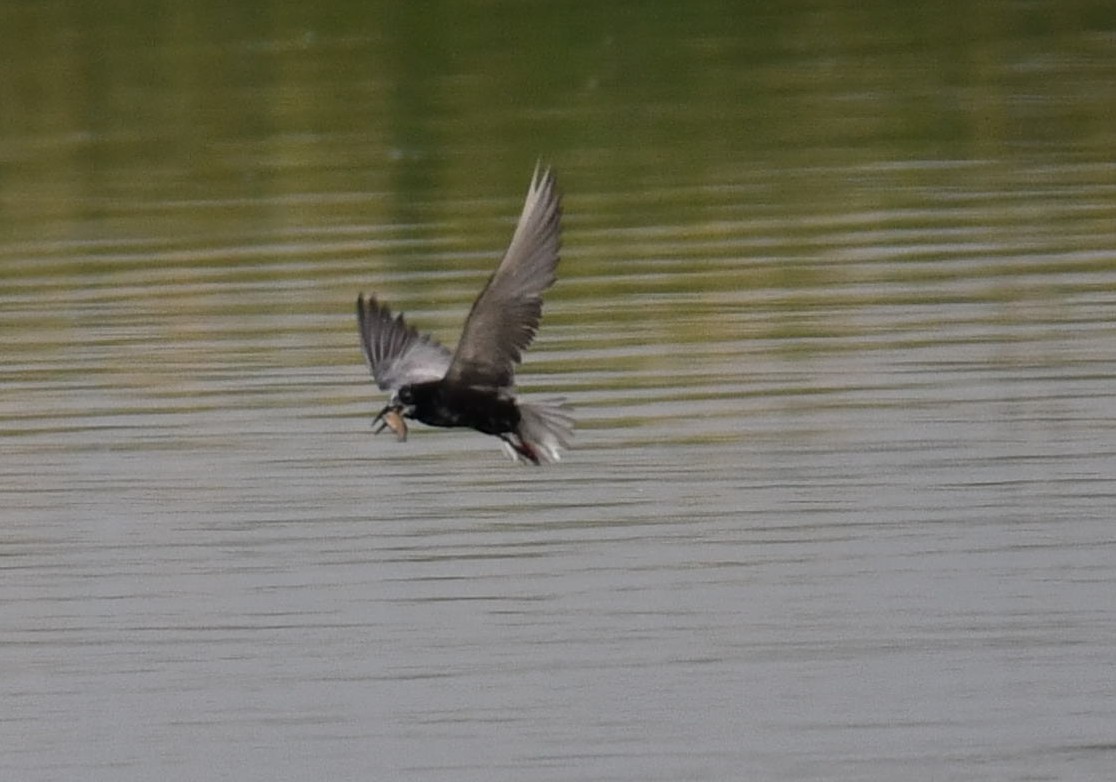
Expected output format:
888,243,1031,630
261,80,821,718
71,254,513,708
356,165,572,464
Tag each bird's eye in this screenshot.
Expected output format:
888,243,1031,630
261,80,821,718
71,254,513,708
398,387,413,405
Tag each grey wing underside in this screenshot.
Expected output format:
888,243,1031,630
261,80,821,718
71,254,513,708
356,294,452,392
443,165,561,389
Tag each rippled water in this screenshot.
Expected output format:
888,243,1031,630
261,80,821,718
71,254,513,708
4,3,1116,781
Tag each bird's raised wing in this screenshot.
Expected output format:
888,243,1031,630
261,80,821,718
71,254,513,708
444,165,561,389
356,294,452,391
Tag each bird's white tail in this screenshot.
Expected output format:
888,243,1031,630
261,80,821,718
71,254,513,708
503,398,574,464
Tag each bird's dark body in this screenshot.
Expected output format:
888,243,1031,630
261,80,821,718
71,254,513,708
406,381,521,436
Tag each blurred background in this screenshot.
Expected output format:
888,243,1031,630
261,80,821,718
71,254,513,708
3,1,1116,780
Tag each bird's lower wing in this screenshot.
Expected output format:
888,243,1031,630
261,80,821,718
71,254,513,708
356,294,452,391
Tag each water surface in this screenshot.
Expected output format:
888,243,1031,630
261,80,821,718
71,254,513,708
3,2,1116,780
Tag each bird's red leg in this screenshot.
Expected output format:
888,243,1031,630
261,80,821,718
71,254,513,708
501,434,540,465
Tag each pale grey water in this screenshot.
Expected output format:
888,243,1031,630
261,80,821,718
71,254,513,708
4,2,1116,780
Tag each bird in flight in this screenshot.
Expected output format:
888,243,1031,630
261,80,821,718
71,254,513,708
356,165,572,464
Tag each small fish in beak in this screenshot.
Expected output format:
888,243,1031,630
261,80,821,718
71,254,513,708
382,409,408,441
372,405,409,441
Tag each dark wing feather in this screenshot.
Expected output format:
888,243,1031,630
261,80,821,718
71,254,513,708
356,294,452,391
444,165,561,389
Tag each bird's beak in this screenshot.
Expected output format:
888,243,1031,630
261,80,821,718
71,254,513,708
371,404,408,442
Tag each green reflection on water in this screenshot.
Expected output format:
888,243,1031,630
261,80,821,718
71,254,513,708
1,0,1114,384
